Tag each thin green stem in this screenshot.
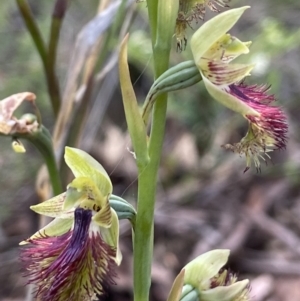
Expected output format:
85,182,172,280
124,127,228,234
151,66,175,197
133,93,168,301
133,0,174,299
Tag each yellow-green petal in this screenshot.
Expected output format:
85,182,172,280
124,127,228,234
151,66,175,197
65,147,112,196
200,279,249,301
30,192,73,218
64,176,108,212
100,208,122,265
92,196,112,228
184,249,229,290
20,217,73,245
191,6,250,64
200,61,254,86
203,34,251,62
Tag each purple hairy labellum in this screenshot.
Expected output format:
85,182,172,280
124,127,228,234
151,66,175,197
21,208,117,301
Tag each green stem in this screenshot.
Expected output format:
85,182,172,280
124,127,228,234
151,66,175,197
133,94,168,301
133,0,174,299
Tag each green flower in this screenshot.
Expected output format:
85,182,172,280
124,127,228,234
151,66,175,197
184,250,249,301
190,7,287,172
20,147,121,301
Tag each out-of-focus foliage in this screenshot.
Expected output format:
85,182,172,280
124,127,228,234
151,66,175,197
1,0,300,300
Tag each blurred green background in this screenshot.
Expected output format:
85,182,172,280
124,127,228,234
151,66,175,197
1,0,300,300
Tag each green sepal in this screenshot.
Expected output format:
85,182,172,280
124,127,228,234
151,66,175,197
184,249,229,290
65,147,112,196
191,6,250,64
30,192,73,218
20,217,73,245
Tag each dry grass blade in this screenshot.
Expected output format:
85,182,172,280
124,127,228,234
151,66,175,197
53,0,123,156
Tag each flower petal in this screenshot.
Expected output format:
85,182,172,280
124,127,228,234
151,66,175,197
91,191,112,229
203,34,251,62
64,176,108,211
99,208,122,265
202,74,259,116
191,6,250,64
20,217,73,245
200,60,254,86
184,249,229,290
65,147,112,196
30,192,73,218
200,279,249,301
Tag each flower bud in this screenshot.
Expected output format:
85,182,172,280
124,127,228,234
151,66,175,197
181,250,250,301
142,60,202,125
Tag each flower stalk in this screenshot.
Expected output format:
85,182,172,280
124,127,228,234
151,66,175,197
131,0,178,300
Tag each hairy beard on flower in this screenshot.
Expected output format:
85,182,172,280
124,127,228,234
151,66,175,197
222,83,287,172
21,207,117,301
190,7,288,171
176,0,230,50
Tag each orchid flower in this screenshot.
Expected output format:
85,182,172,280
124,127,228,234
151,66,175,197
183,249,250,301
167,250,250,301
190,7,287,172
20,147,121,301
